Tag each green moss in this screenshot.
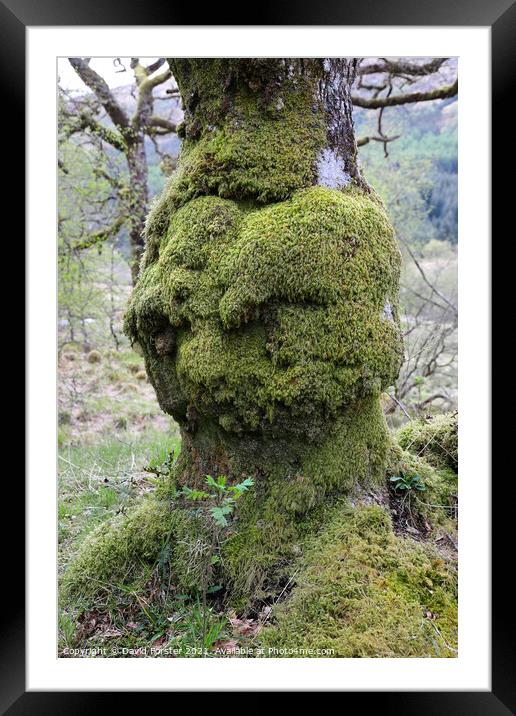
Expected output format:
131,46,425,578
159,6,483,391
126,187,403,443
387,442,458,533
259,505,458,657
141,75,327,266
61,497,174,601
118,59,410,622
125,60,403,508
397,412,458,473
61,494,218,604
167,59,326,202
124,183,405,609
217,394,391,607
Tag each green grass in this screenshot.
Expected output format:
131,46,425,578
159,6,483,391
58,429,232,659
57,425,233,659
58,429,180,572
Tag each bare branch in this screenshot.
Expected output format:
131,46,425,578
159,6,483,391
145,116,177,134
400,239,458,317
68,57,129,130
358,58,447,77
357,134,400,147
72,216,127,251
352,79,458,109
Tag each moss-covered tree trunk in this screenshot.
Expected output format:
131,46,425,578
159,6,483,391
124,59,404,600
126,138,149,284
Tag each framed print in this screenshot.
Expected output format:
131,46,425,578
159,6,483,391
5,0,511,709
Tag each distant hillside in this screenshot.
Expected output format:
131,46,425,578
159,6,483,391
355,97,458,244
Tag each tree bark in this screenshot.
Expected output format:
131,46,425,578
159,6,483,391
126,57,403,512
126,138,148,284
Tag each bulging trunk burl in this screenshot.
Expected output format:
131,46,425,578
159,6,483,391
124,59,403,599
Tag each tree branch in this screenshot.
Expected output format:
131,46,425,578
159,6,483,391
357,134,400,147
400,238,458,317
72,215,127,251
352,79,458,109
145,116,177,134
132,66,172,132
358,58,447,77
68,58,129,130
62,110,127,151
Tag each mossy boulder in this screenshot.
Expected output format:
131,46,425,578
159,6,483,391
259,504,458,657
397,412,458,473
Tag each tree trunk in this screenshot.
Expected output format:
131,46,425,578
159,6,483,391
124,58,404,599
126,138,149,284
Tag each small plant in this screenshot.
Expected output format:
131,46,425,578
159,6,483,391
58,611,77,651
389,473,426,494
144,443,180,483
176,474,254,655
179,475,255,527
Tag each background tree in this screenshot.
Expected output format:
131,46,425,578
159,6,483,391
60,57,179,283
351,57,458,418
353,57,457,151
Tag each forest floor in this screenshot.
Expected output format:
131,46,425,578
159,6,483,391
57,347,238,656
58,347,179,575
57,344,458,658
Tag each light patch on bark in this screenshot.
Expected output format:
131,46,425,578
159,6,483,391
316,148,351,189
382,301,394,321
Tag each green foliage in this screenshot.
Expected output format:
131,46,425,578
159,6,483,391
178,475,255,527
387,441,457,534
58,138,131,351
357,102,457,245
389,473,426,493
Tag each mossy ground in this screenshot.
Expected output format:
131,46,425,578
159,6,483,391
396,411,458,473
60,425,458,658
387,441,458,540
258,504,457,658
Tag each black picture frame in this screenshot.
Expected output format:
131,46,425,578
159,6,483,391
6,0,510,710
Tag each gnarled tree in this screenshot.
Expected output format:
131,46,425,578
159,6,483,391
122,59,404,600
61,57,178,282
61,58,460,660
63,60,459,655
